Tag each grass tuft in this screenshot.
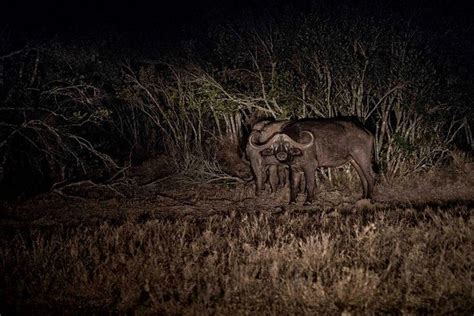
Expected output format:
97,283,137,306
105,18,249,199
1,206,472,314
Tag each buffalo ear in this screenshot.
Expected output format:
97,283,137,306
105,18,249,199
289,148,303,156
260,148,274,156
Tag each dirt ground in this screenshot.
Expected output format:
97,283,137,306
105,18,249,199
1,161,473,228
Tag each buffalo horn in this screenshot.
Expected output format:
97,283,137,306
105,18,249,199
249,131,314,151
283,131,314,149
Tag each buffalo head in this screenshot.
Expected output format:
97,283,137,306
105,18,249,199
248,131,314,162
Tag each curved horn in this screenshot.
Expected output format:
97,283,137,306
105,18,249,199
248,132,278,151
249,131,314,151
282,131,314,149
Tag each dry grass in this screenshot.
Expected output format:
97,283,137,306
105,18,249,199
1,165,473,314
1,204,472,314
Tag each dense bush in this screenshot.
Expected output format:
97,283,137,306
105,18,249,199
0,9,472,198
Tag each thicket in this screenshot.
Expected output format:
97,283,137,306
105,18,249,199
0,10,472,198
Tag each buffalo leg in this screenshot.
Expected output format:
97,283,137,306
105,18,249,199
350,159,369,198
360,162,375,198
303,166,316,204
268,165,279,193
299,171,306,193
289,168,302,204
253,162,266,195
278,166,288,189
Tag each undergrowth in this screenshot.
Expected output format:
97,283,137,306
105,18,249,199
1,206,472,314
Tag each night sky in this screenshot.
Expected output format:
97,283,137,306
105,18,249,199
2,0,471,88
2,0,473,42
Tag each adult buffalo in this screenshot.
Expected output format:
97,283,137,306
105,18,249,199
249,118,376,204
246,120,290,195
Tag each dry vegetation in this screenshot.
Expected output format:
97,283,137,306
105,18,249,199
1,8,472,198
1,164,473,314
1,205,472,314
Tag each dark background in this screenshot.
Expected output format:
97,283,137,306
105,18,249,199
2,0,473,77
2,0,473,40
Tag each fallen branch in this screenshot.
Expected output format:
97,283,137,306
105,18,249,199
52,180,127,199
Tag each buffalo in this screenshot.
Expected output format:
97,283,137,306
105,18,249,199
246,120,290,194
249,118,376,204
